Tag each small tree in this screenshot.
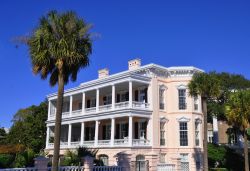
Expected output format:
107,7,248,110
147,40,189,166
225,90,250,171
188,72,221,171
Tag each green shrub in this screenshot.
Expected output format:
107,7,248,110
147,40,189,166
0,154,15,168
210,168,228,171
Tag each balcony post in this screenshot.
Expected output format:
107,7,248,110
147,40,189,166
94,120,99,147
82,92,85,114
80,122,85,146
129,116,133,146
48,100,51,119
68,124,72,147
96,89,99,112
46,126,50,148
112,85,116,110
69,96,73,116
129,81,133,108
111,118,115,146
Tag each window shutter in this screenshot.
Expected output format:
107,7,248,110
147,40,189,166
125,92,129,101
144,88,148,103
117,94,120,103
85,127,89,141
115,124,120,139
125,123,129,137
135,122,138,139
87,100,90,108
135,90,138,101
103,125,106,139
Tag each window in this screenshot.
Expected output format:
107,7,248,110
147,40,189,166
159,88,165,110
103,124,111,140
160,122,165,146
179,122,188,146
103,95,112,105
99,155,109,166
78,102,82,110
194,96,198,111
62,101,70,112
180,153,189,171
160,153,166,163
138,122,146,138
120,123,128,138
208,130,213,143
90,99,96,107
195,122,200,146
178,89,186,110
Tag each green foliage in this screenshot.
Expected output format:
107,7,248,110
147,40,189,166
5,102,47,153
208,143,245,171
207,72,250,120
188,72,221,98
26,10,92,87
60,147,99,166
0,128,7,144
225,90,250,130
208,143,227,167
13,153,26,168
0,154,15,168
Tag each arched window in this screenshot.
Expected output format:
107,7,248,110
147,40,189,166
99,154,109,166
136,155,145,161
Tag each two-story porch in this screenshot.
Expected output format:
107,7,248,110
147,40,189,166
46,78,153,149
46,115,151,149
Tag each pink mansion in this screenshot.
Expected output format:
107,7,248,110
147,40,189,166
45,59,204,171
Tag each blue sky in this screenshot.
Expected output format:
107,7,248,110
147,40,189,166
0,0,250,128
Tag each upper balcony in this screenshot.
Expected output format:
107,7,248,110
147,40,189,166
48,80,151,120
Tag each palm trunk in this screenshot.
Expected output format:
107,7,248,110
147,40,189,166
244,131,249,171
202,97,208,171
52,71,64,171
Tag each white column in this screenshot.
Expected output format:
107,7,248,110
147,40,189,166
68,124,72,147
82,92,85,114
129,116,133,146
212,116,218,144
112,85,116,110
69,96,73,116
46,127,50,148
147,118,153,146
94,120,99,146
96,89,99,112
80,122,85,146
129,81,133,108
48,100,51,119
111,118,115,146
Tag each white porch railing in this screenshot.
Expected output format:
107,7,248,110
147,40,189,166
114,138,129,145
98,140,111,146
132,139,150,146
99,104,112,111
72,109,82,115
93,166,122,171
157,164,175,171
85,107,96,113
0,168,36,171
132,101,150,109
115,101,129,109
83,140,95,146
71,141,80,147
62,112,70,118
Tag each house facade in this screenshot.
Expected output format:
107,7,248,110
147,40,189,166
45,59,204,171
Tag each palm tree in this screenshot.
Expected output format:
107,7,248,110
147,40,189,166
26,10,92,171
225,90,250,171
188,72,221,171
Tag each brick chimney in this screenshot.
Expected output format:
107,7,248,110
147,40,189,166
128,58,141,70
98,68,109,78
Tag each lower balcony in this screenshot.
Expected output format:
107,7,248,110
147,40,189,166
47,138,150,149
46,116,151,149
